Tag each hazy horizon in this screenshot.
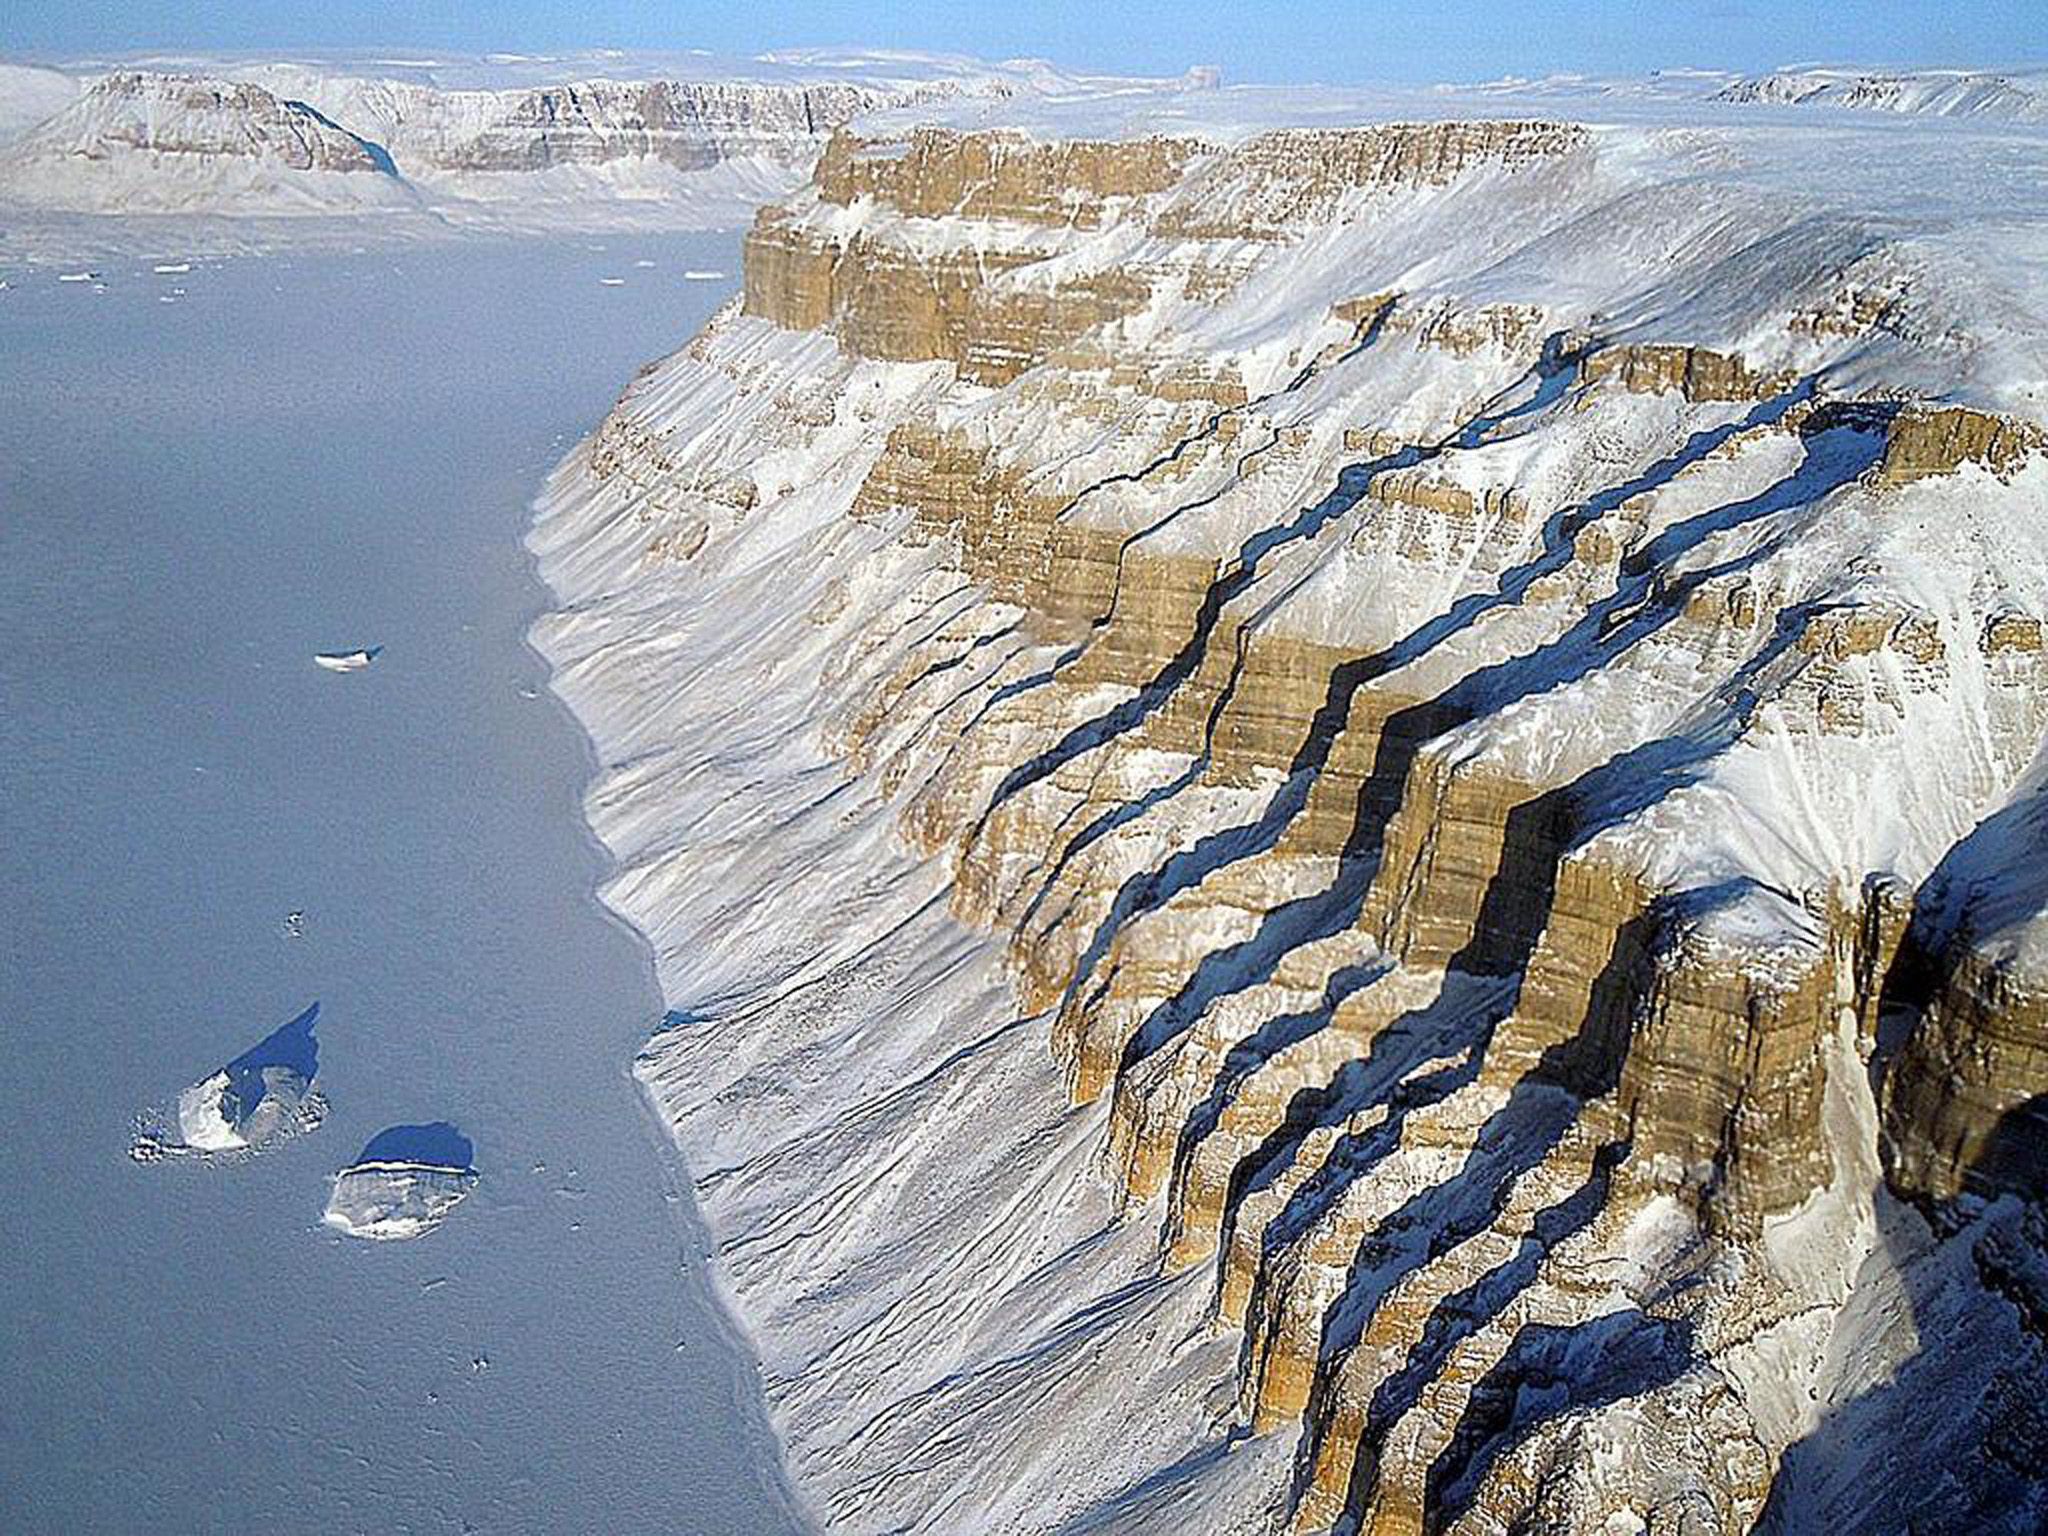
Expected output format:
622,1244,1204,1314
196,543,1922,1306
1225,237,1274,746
7,0,2046,89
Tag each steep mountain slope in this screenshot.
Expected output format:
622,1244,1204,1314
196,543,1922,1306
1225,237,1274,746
531,81,2048,1535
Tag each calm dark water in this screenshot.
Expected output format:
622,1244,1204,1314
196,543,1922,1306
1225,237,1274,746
0,239,805,1535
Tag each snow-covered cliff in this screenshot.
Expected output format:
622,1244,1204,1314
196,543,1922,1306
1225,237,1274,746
0,50,1208,237
531,73,2048,1536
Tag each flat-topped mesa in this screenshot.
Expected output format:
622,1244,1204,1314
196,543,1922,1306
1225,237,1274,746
744,121,1590,375
432,79,922,173
1152,122,1591,239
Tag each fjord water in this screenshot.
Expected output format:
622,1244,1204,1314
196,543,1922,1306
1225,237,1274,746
0,241,806,1534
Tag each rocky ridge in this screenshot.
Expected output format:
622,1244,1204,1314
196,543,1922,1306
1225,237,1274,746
532,93,2048,1535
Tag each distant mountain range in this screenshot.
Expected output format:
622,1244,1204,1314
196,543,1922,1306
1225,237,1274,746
0,51,1212,237
4,54,2041,252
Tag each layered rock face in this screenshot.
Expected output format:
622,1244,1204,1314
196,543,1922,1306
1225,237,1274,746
0,71,416,212
37,72,386,170
272,72,1034,180
534,100,2048,1535
0,56,1139,227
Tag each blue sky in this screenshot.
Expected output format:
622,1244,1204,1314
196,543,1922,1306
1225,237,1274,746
7,2,2045,86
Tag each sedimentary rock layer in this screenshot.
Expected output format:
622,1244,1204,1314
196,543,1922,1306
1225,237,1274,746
536,98,2048,1535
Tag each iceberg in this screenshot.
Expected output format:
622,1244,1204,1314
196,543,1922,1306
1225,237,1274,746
132,1001,326,1161
324,1123,478,1241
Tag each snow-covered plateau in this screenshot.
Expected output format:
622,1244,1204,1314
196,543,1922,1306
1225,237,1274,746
526,67,2048,1536
0,49,1206,256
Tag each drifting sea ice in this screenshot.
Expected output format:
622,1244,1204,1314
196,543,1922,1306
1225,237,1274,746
131,1001,326,1161
324,1122,479,1241
312,644,380,672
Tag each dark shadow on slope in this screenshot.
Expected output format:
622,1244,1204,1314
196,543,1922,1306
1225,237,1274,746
1108,434,1855,1091
1206,990,1491,1319
1329,1137,1634,1527
1750,1182,2048,1536
284,99,403,179
1047,386,1857,1042
976,440,1427,832
1421,1309,1696,1532
967,319,1570,843
1969,1093,2048,1205
1284,886,1701,1524
963,307,1397,735
1212,567,1834,1297
1162,958,1388,1250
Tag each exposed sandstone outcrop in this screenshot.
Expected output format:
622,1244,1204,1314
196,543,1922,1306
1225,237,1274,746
1880,404,2046,484
553,105,2048,1536
1581,343,1797,403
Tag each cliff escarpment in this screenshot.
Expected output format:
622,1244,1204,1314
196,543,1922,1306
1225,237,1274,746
0,55,1183,229
535,102,2048,1536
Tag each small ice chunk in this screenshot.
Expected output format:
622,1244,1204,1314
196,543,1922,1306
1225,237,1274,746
324,1123,478,1241
598,277,626,287
132,1002,325,1161
58,271,97,283
682,270,727,281
313,645,380,672
153,262,192,274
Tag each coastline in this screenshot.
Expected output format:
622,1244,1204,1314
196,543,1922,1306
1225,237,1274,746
519,485,821,1533
519,320,1297,1534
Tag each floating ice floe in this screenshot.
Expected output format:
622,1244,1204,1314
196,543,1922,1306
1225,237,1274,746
131,1001,326,1162
152,262,191,274
324,1123,479,1241
598,277,626,287
681,270,727,280
313,645,380,672
57,271,97,283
